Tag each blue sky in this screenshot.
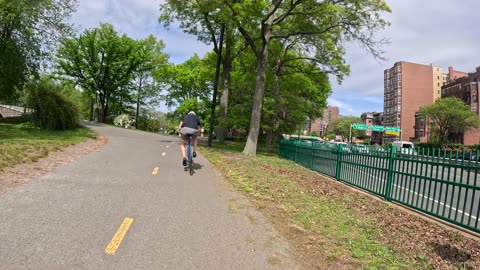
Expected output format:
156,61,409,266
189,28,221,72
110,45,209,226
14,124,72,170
69,0,480,116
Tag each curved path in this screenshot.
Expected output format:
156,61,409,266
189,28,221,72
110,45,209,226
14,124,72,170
0,123,300,270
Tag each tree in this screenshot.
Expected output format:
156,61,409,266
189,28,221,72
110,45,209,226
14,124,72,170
0,0,77,103
160,54,213,111
262,40,332,144
26,76,79,130
418,97,480,144
328,116,366,141
56,23,141,122
224,0,390,155
132,35,169,129
159,0,247,144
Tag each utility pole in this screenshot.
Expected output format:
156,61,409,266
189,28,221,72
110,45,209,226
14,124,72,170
349,124,352,143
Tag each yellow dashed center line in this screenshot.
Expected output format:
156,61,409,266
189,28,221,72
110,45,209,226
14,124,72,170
166,145,169,148
152,167,159,175
105,217,134,255
162,152,166,156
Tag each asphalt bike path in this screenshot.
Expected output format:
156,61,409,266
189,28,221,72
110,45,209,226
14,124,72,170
0,123,300,270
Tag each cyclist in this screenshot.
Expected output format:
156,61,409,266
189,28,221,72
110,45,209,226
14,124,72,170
178,111,201,166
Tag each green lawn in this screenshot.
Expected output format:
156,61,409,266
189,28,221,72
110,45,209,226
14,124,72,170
0,118,96,171
200,140,419,269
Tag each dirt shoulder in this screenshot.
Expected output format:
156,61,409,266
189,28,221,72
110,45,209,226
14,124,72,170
0,134,107,193
204,150,480,270
288,164,480,270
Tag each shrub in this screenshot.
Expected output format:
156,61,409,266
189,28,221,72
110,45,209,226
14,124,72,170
414,142,442,150
113,114,134,129
26,80,79,130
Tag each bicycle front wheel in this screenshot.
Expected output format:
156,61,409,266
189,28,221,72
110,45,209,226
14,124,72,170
187,142,193,175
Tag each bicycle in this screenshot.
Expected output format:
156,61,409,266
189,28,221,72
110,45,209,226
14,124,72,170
185,134,194,175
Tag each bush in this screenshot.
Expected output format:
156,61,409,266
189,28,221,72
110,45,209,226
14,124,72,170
113,114,134,129
414,142,442,150
26,80,79,130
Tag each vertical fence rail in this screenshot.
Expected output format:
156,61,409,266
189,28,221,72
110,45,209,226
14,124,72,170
278,140,480,234
384,146,395,201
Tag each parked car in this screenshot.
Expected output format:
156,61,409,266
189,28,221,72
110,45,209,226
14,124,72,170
351,144,369,154
331,142,352,154
454,150,479,161
392,141,417,156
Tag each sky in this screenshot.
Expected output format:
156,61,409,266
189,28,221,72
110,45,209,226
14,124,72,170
69,0,480,116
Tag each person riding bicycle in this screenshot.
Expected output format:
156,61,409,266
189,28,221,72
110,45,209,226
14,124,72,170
178,111,201,166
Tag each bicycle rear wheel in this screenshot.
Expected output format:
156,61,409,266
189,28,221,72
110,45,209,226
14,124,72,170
188,137,193,175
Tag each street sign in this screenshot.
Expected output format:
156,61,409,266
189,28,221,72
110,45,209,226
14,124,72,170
385,126,400,135
371,125,384,132
352,123,368,130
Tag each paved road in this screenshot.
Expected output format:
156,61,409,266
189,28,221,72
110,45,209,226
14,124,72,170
0,123,299,270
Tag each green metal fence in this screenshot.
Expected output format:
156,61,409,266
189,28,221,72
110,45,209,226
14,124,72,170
278,140,480,234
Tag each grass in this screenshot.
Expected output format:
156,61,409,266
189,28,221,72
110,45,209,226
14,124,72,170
0,118,96,171
200,140,418,269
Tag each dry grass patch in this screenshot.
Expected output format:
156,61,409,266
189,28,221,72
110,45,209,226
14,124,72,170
201,142,480,270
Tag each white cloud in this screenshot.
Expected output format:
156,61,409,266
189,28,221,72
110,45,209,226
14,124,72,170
330,0,479,117
69,0,211,64
69,0,479,116
327,98,355,115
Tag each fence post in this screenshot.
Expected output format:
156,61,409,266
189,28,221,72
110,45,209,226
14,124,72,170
385,145,396,201
294,141,298,162
310,143,314,170
335,144,343,180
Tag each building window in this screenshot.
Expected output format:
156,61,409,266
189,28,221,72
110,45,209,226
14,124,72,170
473,95,478,103
437,76,439,79
438,83,440,87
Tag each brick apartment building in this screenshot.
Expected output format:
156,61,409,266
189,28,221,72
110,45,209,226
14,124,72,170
361,112,383,144
310,106,339,137
413,66,477,143
383,61,447,142
439,66,480,144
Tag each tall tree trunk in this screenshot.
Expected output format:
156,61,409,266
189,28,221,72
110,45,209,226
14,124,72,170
99,92,109,123
266,59,282,146
217,40,232,144
243,27,272,155
135,76,143,129
102,98,109,123
89,97,94,121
